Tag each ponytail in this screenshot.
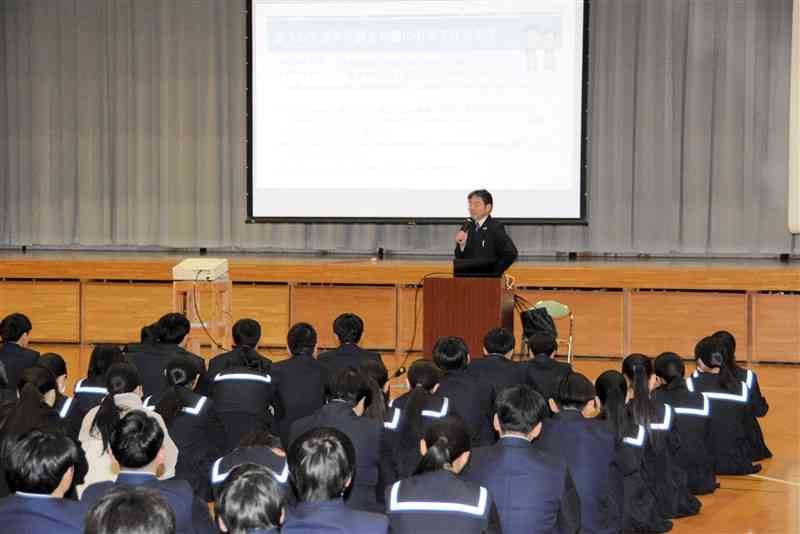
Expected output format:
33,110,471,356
414,415,470,475
398,361,442,462
696,336,739,392
654,352,685,389
595,370,631,442
229,344,270,375
231,319,269,373
156,356,200,426
91,363,140,453
362,376,386,422
622,354,655,430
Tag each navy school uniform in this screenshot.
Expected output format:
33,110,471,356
66,378,108,436
125,343,210,397
465,354,526,394
436,369,496,446
282,498,388,534
271,352,327,448
210,366,278,453
688,371,759,475
318,343,382,377
207,347,272,384
462,435,581,534
652,381,718,495
81,472,215,534
524,355,572,414
0,342,39,396
386,470,501,534
290,400,383,513
533,410,623,534
210,445,291,501
144,391,225,502
733,367,772,461
0,492,88,534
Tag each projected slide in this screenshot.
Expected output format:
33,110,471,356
249,0,587,221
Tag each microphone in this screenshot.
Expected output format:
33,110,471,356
459,218,473,232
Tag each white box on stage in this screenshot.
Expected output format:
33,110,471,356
172,258,229,282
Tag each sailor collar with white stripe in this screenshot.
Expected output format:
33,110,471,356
210,456,289,484
143,395,208,415
214,372,271,384
389,478,489,516
74,379,108,395
58,397,73,418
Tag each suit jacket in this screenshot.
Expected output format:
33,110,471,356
436,369,496,446
318,344,382,378
125,343,210,397
0,493,87,534
290,401,382,513
282,498,388,534
534,411,623,534
525,356,572,407
465,354,526,394
454,215,518,276
81,472,215,534
271,353,327,447
0,342,39,395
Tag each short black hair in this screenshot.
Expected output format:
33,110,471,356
289,427,355,502
359,358,389,389
157,313,191,345
110,411,164,468
233,319,262,348
37,352,67,378
287,322,317,355
5,430,81,494
85,486,176,534
432,336,469,371
87,344,127,381
483,327,515,355
333,313,364,344
556,372,596,410
528,332,557,357
494,385,546,434
140,323,162,344
0,313,32,342
326,367,370,405
216,464,286,534
467,189,493,207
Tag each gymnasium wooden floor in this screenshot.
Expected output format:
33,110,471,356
36,344,799,534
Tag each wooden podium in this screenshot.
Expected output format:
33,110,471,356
422,277,514,359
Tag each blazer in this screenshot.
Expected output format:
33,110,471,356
271,353,327,447
0,492,88,534
318,344,382,377
436,369,496,446
0,342,39,395
465,354,526,394
282,498,388,534
454,215,518,276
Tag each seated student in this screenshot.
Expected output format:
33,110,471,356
594,371,672,534
621,354,700,520
713,330,772,461
0,313,39,397
359,358,390,422
465,327,525,393
37,352,74,422
381,360,450,485
271,323,327,447
85,485,176,534
0,430,87,533
69,345,128,440
78,363,178,494
524,332,572,413
81,411,215,534
653,353,718,495
433,336,495,446
534,373,623,534
215,463,287,534
318,313,382,376
461,385,580,534
386,415,500,534
209,324,279,454
289,368,383,513
691,336,761,475
126,313,209,398
210,431,290,502
146,356,225,502
283,427,388,534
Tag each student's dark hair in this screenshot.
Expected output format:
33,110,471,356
0,361,7,390
432,336,469,371
87,344,127,381
37,352,68,378
140,323,163,344
654,352,685,388
359,358,388,390
17,365,57,396
154,356,199,427
397,360,443,461
288,427,355,502
239,430,283,449
415,415,471,475
359,359,389,421
91,363,141,453
287,322,317,356
1,367,57,440
5,430,81,494
484,327,515,355
110,410,164,468
0,313,32,342
528,332,558,357
595,370,631,442
326,367,370,406
695,335,739,392
157,313,191,345
495,385,546,434
467,189,493,206
216,463,286,534
333,313,364,344
556,372,596,410
85,486,176,534
713,330,746,374
621,354,657,432
227,319,270,374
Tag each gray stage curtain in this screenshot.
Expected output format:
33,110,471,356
0,0,796,255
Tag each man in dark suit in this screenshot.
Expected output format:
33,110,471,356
454,189,518,276
525,332,572,413
433,336,496,447
80,411,215,534
271,323,327,448
461,386,581,534
466,327,525,393
0,430,87,533
0,313,40,395
318,313,382,377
